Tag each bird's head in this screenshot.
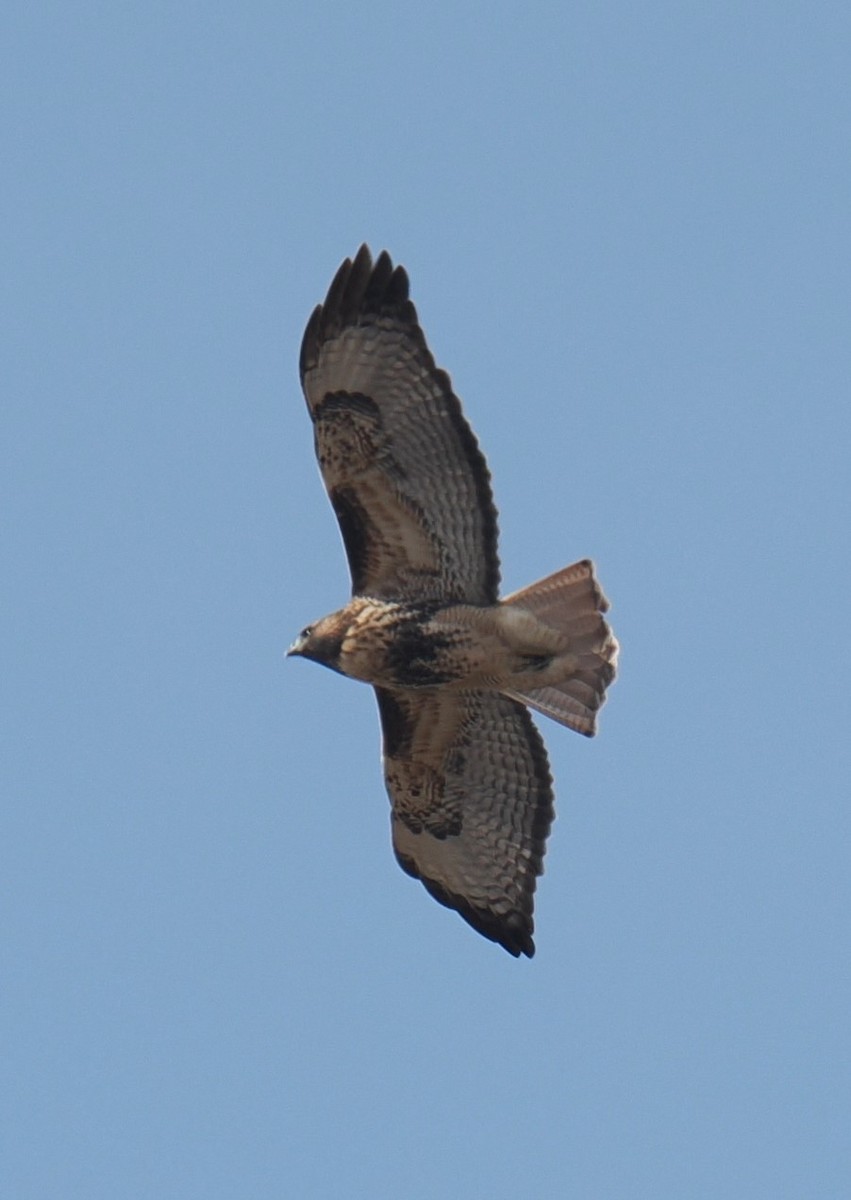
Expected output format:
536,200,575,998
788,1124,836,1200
286,612,346,673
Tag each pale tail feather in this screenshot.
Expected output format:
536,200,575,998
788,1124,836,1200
501,560,618,736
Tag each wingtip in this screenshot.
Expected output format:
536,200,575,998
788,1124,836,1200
459,905,537,958
500,912,536,958
500,934,535,958
400,858,539,959
353,242,373,270
301,245,419,383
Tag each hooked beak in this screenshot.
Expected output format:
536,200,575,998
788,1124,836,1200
286,632,308,657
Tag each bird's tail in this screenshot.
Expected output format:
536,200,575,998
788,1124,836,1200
501,560,618,736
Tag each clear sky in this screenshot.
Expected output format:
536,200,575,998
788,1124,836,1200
4,4,849,1197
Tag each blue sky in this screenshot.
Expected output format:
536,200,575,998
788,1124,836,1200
4,4,849,1197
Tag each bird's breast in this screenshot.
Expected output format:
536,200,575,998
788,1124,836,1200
336,600,469,689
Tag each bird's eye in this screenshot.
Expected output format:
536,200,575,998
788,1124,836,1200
300,625,313,640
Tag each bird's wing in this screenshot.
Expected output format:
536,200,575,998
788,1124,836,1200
375,687,554,957
300,245,500,604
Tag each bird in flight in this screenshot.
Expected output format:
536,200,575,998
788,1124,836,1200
289,246,617,956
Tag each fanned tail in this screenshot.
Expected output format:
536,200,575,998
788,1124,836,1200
501,560,618,736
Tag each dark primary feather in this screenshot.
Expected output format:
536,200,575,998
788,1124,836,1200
299,245,500,604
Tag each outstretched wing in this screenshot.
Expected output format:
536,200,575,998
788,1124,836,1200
300,245,500,604
375,687,554,957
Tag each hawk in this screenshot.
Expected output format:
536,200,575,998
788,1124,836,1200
289,246,617,956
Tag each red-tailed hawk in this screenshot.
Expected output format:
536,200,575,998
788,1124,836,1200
289,246,617,957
